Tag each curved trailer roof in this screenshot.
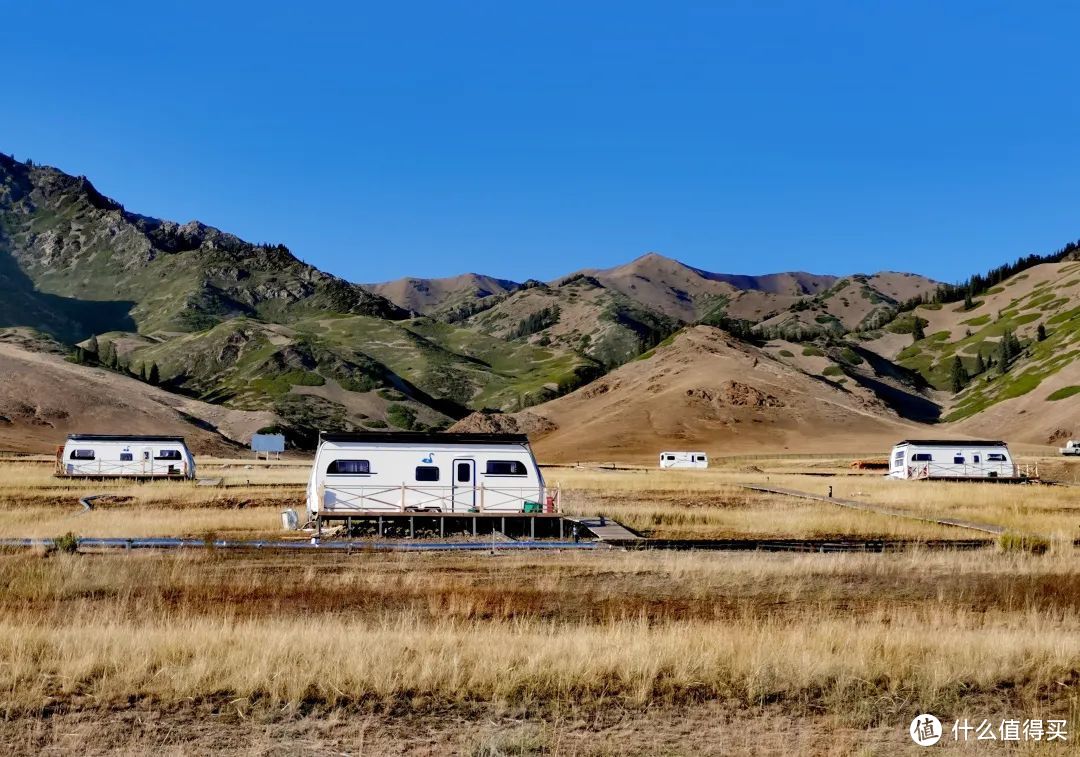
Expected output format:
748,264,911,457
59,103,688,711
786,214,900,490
897,440,1006,446
66,434,188,443
319,432,530,445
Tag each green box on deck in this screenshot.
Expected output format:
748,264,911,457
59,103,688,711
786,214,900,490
523,501,542,513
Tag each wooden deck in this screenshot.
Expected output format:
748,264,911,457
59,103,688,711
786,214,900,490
564,516,644,542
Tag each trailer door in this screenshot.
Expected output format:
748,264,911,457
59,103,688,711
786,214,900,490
452,459,475,513
142,447,153,475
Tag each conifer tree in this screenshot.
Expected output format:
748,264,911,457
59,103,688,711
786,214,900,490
950,355,969,393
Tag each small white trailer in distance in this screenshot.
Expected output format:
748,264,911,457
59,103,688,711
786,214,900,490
56,434,196,479
888,439,1020,480
659,451,708,469
307,432,554,523
1061,441,1080,456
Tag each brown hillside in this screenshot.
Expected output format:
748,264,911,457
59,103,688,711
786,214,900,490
950,358,1080,448
366,274,519,314
0,341,270,454
523,325,923,463
580,253,937,330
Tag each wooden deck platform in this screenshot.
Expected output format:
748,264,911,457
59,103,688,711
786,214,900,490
563,516,644,542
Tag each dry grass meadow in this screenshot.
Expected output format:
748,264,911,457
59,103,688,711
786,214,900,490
1,453,1079,754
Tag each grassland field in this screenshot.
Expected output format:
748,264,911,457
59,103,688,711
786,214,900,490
1,452,1079,754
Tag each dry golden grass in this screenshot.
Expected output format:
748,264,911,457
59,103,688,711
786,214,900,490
553,463,1080,541
0,459,304,538
4,456,1075,542
3,548,1080,754
3,455,1080,753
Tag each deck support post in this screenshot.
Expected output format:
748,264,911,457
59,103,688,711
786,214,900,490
440,517,444,538
501,516,506,537
559,518,564,540
409,516,414,539
378,515,383,537
530,517,535,540
472,516,477,536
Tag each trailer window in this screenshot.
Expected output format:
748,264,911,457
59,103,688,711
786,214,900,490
155,450,183,461
695,455,706,462
120,452,133,462
415,466,440,482
456,463,471,483
327,459,370,475
953,456,965,464
911,453,933,462
665,455,675,461
70,449,95,460
987,453,1007,461
485,460,527,476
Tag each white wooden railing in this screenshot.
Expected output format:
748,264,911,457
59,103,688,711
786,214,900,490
907,462,1034,480
56,458,188,478
319,483,560,514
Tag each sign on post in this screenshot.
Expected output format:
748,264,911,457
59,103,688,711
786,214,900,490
251,433,285,460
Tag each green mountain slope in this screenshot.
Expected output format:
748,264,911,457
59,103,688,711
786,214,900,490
0,153,406,338
0,152,600,443
890,260,1080,421
461,275,679,369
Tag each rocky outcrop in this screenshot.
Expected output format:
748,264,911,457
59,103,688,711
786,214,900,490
447,410,557,436
686,381,784,408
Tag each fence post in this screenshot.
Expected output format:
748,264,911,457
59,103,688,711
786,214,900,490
400,483,406,512
479,482,485,512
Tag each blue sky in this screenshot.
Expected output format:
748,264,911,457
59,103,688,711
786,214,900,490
6,1,1080,285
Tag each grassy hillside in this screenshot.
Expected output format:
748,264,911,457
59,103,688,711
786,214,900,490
0,153,405,337
866,260,1080,422
0,153,604,443
462,275,679,369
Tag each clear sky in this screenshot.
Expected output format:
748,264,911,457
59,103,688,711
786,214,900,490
6,1,1080,285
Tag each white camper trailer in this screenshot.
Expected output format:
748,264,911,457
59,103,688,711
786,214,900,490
659,451,709,469
307,432,552,521
888,439,1017,480
56,434,196,479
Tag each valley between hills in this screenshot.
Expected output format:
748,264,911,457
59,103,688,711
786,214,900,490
2,151,1077,460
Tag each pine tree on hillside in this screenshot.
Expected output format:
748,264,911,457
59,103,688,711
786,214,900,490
996,329,1022,374
964,292,974,310
148,363,160,386
912,317,926,342
1037,323,1047,342
101,342,117,369
950,355,969,393
974,352,986,375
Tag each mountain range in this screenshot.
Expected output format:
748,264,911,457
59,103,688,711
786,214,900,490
1,151,1077,458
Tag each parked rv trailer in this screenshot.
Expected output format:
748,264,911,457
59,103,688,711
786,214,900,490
659,451,708,469
56,435,196,479
888,439,1017,480
307,432,551,520
1061,440,1080,456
